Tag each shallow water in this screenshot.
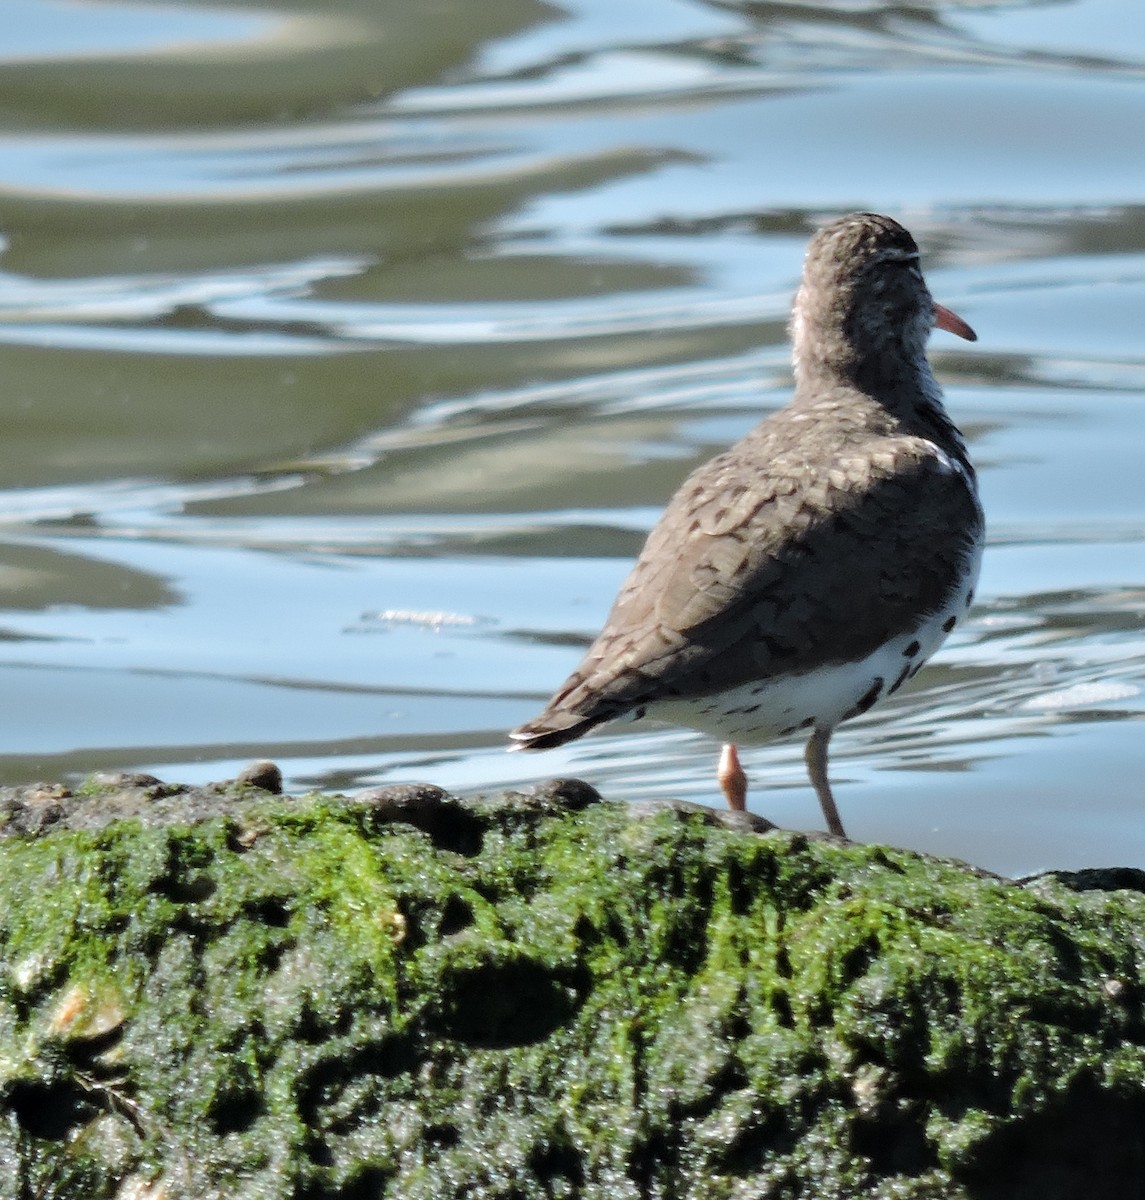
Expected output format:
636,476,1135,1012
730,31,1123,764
3,0,1145,876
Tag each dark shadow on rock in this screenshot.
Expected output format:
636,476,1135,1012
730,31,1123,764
431,957,591,1050
957,1077,1145,1200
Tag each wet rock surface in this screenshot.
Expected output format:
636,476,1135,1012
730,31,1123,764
0,767,1140,1199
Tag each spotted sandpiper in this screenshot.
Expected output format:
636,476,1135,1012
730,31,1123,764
510,213,982,838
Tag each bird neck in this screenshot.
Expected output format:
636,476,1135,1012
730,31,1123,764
792,343,970,464
790,276,934,400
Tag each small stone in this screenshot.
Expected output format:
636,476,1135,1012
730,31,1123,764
48,982,126,1040
354,784,454,814
526,778,603,810
24,783,72,801
89,772,163,790
352,785,482,855
626,797,776,833
715,808,778,834
229,824,264,851
1103,978,1127,1001
850,1064,888,1114
236,760,283,794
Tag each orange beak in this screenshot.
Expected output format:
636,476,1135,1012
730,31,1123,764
934,302,976,342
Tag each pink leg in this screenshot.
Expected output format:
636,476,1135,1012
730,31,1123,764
717,743,748,812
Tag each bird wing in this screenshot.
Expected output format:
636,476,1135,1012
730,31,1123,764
513,425,981,741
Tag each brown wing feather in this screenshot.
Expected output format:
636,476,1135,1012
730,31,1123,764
511,408,981,748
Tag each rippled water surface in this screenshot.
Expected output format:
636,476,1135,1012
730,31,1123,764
4,0,1145,875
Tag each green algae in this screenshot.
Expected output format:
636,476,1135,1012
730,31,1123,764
0,779,1142,1198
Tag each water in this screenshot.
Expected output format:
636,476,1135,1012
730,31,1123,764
3,0,1145,877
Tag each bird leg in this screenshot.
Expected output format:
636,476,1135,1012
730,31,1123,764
805,727,847,838
717,743,748,812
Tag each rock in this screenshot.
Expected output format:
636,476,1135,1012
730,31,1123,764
88,771,165,790
0,777,1140,1198
235,760,283,794
628,795,778,834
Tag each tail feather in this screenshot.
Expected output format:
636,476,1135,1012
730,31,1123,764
509,711,608,751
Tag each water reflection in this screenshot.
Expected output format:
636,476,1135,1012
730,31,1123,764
5,0,272,63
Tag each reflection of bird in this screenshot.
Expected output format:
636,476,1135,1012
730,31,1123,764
511,214,981,838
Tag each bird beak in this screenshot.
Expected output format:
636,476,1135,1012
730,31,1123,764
933,302,977,342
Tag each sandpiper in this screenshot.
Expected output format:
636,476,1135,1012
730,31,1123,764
510,213,982,838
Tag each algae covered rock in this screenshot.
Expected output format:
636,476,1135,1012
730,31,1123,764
0,773,1142,1199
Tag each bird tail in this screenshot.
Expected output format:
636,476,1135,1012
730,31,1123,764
508,711,608,751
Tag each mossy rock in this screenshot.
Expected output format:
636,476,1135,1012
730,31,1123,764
0,773,1142,1199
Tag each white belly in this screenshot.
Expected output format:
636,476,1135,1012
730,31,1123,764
645,541,982,744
